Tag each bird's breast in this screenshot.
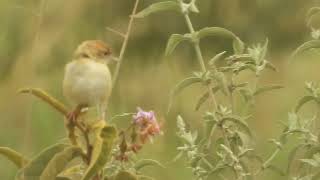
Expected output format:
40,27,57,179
63,59,112,106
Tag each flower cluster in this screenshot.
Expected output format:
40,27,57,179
133,107,162,143
116,107,162,162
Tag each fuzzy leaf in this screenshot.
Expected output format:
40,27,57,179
115,171,137,180
208,51,227,66
307,7,320,21
195,86,220,111
291,40,320,59
134,159,165,171
167,76,202,113
134,1,180,18
220,116,252,137
214,72,229,96
253,85,283,96
233,37,245,54
165,34,192,56
40,147,82,180
295,95,320,113
81,125,117,180
16,144,68,180
0,147,28,168
287,144,306,174
196,27,244,54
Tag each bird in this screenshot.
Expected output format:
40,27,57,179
63,40,117,122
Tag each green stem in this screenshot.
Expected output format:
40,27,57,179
112,0,140,87
262,148,280,169
183,13,217,110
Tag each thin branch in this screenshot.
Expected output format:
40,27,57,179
106,27,126,38
112,0,140,87
18,88,68,116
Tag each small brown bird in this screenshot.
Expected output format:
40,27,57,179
63,40,117,121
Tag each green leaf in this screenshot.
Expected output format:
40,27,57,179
167,76,202,113
291,40,320,59
253,85,283,96
16,143,68,180
81,125,117,180
295,95,320,113
208,51,227,66
40,147,83,180
134,159,165,171
233,37,245,54
220,116,252,137
307,7,320,27
165,34,192,56
134,1,180,18
0,147,29,168
114,171,137,180
287,144,305,174
195,86,220,111
307,7,320,21
196,27,244,54
214,72,230,96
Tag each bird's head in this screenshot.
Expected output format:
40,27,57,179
74,40,118,64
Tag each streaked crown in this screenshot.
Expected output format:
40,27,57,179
74,40,112,61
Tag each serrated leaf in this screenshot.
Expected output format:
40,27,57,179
291,40,320,59
165,34,192,56
167,76,202,113
295,95,320,113
220,116,252,137
0,147,29,168
16,144,68,180
115,171,137,180
134,1,180,18
134,159,165,171
40,147,82,180
81,125,117,180
253,85,283,96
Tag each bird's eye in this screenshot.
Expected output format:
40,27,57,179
82,53,90,58
103,51,110,56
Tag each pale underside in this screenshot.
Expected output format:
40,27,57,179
63,58,112,118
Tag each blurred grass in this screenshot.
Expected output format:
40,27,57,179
0,0,319,179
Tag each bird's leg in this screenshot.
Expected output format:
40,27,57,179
67,104,85,124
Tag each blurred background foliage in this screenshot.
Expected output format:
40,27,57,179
1,0,320,179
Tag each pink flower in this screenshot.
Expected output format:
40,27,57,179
133,107,161,143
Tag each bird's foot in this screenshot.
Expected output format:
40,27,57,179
66,111,79,125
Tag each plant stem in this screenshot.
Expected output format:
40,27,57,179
262,148,280,169
112,0,140,87
183,13,218,110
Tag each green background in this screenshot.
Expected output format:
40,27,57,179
0,0,319,179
